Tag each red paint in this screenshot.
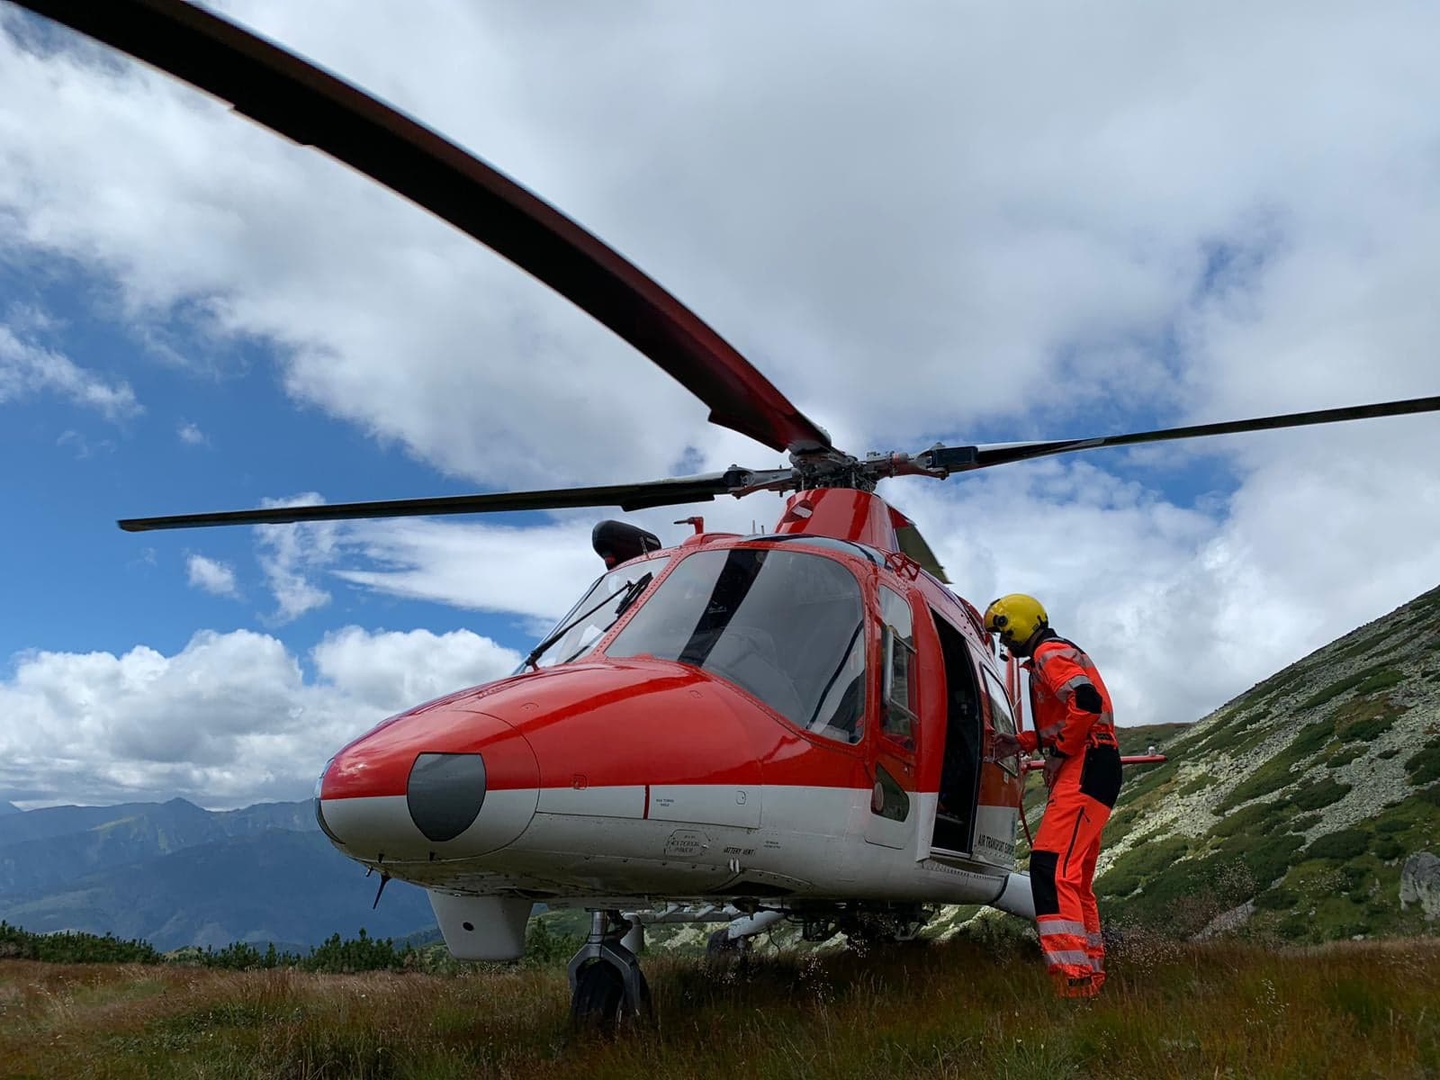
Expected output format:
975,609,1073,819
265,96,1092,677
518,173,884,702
318,496,1026,824
772,488,899,550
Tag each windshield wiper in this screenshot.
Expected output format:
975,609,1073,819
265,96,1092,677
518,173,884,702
525,572,653,670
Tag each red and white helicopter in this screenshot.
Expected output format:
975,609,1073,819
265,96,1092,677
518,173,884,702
20,0,1440,1026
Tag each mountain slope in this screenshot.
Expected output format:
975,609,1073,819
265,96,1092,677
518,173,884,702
0,829,434,952
1094,583,1440,941
0,799,436,950
0,798,313,896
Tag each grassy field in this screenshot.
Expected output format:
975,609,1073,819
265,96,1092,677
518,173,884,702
1,935,1436,1079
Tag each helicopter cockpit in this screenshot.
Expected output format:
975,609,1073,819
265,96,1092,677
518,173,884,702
526,546,869,744
607,548,867,743
523,555,672,671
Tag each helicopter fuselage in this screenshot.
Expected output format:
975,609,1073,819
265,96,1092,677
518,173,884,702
315,489,1029,957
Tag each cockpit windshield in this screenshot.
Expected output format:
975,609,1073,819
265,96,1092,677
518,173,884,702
524,558,667,670
605,548,867,743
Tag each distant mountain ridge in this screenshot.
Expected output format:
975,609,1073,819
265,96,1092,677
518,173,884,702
0,797,436,951
0,802,21,817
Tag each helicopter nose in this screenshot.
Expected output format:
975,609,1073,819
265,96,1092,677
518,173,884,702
315,710,539,862
407,752,487,842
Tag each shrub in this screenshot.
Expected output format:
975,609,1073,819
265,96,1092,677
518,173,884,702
1287,813,1322,833
523,918,583,966
1253,887,1299,911
1211,800,1288,839
1373,837,1405,860
1298,663,1405,711
1351,670,1405,696
1095,836,1190,898
201,941,298,971
1221,832,1304,887
1103,853,1253,938
0,921,160,964
1217,720,1337,813
1291,778,1351,811
302,929,412,974
1307,829,1371,861
1177,773,1218,797
1405,744,1440,785
1326,745,1367,769
1338,717,1387,743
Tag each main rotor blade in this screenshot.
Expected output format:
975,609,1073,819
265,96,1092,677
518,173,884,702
16,0,831,456
118,471,767,532
922,394,1440,474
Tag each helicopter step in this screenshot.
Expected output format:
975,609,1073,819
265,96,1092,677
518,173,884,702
567,910,651,1031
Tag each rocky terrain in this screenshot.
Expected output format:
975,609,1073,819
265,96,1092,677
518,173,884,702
1089,582,1440,941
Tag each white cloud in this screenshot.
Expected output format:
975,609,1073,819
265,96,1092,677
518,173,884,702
0,324,140,420
336,518,602,622
253,494,337,623
186,554,239,598
0,626,520,807
311,625,521,716
177,421,208,446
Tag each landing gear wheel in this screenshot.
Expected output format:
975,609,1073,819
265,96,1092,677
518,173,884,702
567,911,652,1035
570,959,650,1034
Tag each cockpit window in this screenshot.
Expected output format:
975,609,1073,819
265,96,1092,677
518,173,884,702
524,558,668,670
606,548,867,743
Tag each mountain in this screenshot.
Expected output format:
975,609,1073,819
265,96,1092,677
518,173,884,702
0,798,435,951
0,797,312,895
0,802,21,817
1092,583,1440,942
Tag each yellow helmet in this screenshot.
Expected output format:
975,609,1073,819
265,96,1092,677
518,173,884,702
983,594,1048,649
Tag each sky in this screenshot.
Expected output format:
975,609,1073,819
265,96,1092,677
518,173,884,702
2,1,1439,810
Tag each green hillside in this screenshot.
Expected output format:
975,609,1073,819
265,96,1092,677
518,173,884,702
1094,583,1440,942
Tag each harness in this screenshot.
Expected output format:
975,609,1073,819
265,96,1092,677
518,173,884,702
1028,636,1116,755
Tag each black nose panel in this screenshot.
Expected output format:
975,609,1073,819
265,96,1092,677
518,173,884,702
407,753,486,842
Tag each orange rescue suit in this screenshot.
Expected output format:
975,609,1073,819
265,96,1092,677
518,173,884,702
1018,633,1122,997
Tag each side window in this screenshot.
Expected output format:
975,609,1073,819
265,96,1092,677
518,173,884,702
880,587,918,747
980,667,1019,775
980,668,1017,735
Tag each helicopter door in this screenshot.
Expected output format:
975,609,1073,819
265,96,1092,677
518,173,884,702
865,587,920,849
928,610,982,856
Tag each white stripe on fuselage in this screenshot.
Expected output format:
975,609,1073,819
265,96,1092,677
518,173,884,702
321,784,1018,907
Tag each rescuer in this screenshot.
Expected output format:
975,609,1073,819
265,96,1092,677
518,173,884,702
983,594,1122,999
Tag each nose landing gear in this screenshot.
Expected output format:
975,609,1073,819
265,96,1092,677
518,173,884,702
567,910,651,1032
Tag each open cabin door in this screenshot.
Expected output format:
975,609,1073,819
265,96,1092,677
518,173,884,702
928,609,983,856
864,587,920,849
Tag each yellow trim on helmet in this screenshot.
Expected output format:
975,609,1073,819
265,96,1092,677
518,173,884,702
983,594,1049,645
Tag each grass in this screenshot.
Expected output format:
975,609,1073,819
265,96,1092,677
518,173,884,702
2,939,1438,1078
1297,663,1405,712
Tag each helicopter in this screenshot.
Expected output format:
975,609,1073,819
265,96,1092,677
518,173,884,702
16,0,1440,1027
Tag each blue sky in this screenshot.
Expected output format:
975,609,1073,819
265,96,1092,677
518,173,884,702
3,1,1440,809
1,256,492,661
